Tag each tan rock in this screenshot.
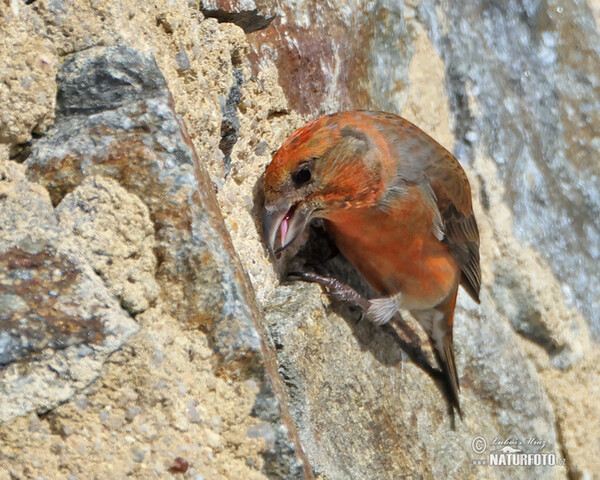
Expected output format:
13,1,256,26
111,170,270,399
0,5,57,142
0,160,139,422
402,21,454,152
543,347,600,478
1,0,600,478
57,176,159,314
1,25,308,480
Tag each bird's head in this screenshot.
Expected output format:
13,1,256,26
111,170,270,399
262,113,391,255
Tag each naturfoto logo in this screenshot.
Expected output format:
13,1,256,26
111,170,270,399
470,435,566,467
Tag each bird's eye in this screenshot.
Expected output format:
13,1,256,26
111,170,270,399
292,167,312,186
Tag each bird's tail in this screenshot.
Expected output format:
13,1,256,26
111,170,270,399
437,328,461,418
413,286,461,417
436,286,461,417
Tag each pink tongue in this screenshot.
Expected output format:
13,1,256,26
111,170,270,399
280,216,289,247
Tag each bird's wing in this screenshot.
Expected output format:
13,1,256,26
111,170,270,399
375,114,481,302
425,154,481,303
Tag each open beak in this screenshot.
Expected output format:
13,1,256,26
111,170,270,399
262,201,311,256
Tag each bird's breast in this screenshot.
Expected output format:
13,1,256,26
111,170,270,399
323,187,459,310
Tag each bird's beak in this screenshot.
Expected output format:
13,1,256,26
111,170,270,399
262,201,311,256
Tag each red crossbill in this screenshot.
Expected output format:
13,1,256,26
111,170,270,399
262,111,480,414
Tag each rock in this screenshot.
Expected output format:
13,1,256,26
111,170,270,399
0,4,57,143
0,160,138,421
25,45,262,374
56,176,159,315
199,0,277,33
246,421,276,449
263,279,561,479
247,0,412,114
170,456,190,473
16,44,309,479
544,347,600,477
417,0,600,340
175,43,192,72
219,67,244,174
54,47,169,119
130,445,149,463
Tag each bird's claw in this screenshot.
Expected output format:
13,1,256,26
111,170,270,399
291,272,421,350
285,271,305,281
289,271,371,311
290,272,410,336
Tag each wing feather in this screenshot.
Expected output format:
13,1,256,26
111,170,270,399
375,114,481,302
424,150,481,303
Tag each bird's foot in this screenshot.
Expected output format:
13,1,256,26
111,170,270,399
292,271,429,368
289,271,407,328
288,271,371,311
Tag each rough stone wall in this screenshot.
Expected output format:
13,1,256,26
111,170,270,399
1,2,307,479
1,1,599,480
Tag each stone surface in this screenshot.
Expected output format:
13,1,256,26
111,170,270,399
0,3,57,143
248,0,412,115
25,45,263,373
417,0,600,341
56,176,159,315
0,306,286,480
263,282,561,479
0,160,139,421
543,347,600,478
1,0,600,478
200,0,277,33
219,67,244,173
2,38,309,479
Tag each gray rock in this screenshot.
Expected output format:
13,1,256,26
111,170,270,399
417,0,600,339
175,43,191,72
0,161,138,422
26,46,262,372
19,45,309,478
55,45,168,119
264,277,561,479
199,0,277,33
219,67,243,174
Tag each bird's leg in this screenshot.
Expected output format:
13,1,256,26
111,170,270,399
290,271,419,343
288,271,371,311
290,271,400,323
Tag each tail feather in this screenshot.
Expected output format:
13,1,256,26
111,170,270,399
439,332,461,418
437,286,461,417
414,286,462,417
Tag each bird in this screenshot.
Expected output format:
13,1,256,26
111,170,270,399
262,110,480,415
